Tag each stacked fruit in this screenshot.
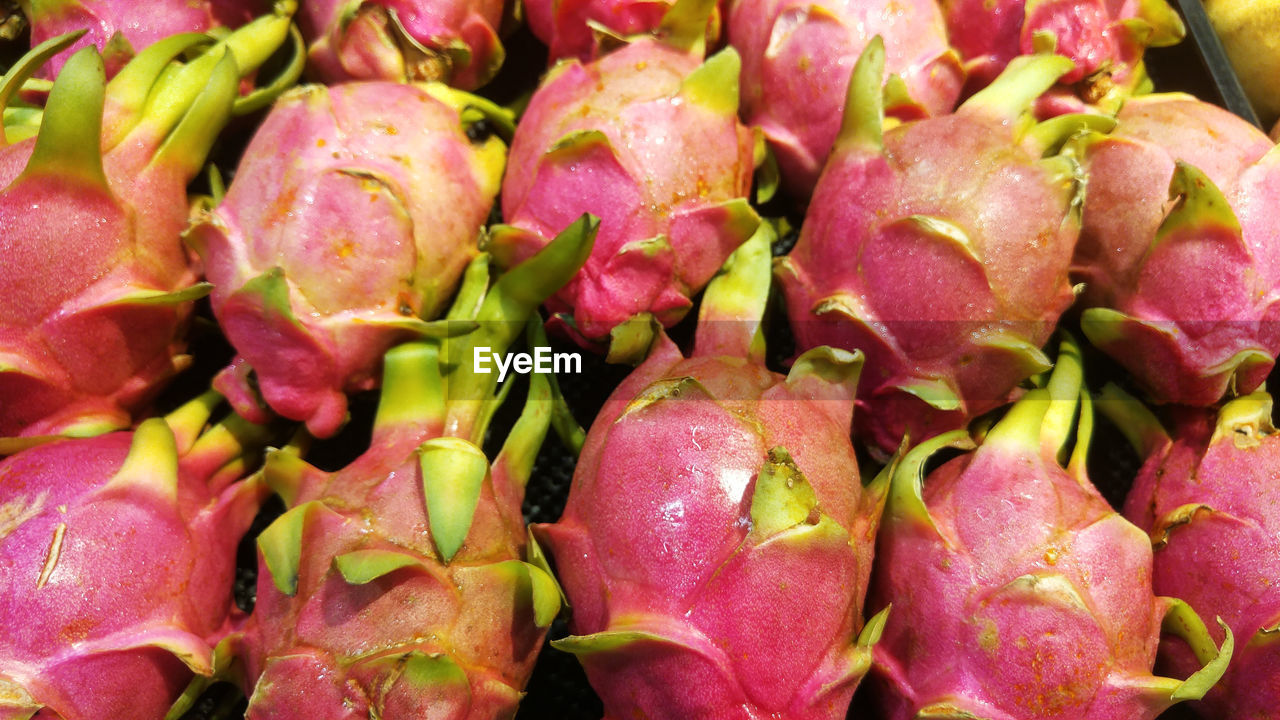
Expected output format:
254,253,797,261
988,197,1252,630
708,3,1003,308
2,0,1278,718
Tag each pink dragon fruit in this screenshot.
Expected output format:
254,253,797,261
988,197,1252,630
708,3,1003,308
240,216,597,720
19,0,269,79
0,9,295,443
726,0,964,198
523,0,720,64
186,80,508,439
940,0,1184,114
299,0,506,89
493,16,759,362
869,335,1233,720
536,227,889,719
1109,387,1280,719
1073,94,1280,407
777,39,1091,455
0,391,270,720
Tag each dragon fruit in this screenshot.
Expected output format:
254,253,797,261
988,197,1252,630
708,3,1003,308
1108,387,1280,719
726,0,963,198
869,335,1233,720
240,216,596,720
1073,94,1280,407
0,8,295,443
940,0,1184,114
299,0,507,89
19,0,268,79
0,391,270,720
777,39,1090,455
186,80,508,439
523,0,720,64
536,227,889,719
493,13,758,362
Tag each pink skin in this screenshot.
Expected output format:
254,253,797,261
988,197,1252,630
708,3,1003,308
0,417,266,720
1124,400,1280,719
500,41,755,349
536,329,882,719
300,0,506,89
870,393,1183,720
728,0,963,197
1074,95,1280,406
24,0,264,78
188,82,501,438
779,109,1076,454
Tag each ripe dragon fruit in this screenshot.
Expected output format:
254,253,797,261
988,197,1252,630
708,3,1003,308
186,81,509,439
939,0,1184,114
0,391,271,720
522,0,720,64
239,216,597,720
1073,94,1280,407
1107,386,1280,719
726,0,964,198
777,38,1091,455
19,0,268,79
536,227,890,719
493,13,759,362
0,8,296,443
299,0,506,89
869,335,1233,720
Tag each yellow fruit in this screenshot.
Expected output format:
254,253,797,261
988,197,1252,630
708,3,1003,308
1203,0,1280,126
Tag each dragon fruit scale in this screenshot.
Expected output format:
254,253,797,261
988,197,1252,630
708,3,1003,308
940,0,1184,114
493,13,759,363
777,38,1093,455
0,391,272,720
186,80,509,439
536,227,890,720
0,10,296,444
1073,94,1280,407
299,0,507,89
1107,386,1280,719
19,0,269,80
239,216,597,720
727,0,964,198
869,335,1233,720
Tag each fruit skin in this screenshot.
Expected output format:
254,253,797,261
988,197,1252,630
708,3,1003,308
186,81,507,439
726,0,963,198
19,0,267,78
939,0,1183,113
869,337,1232,720
0,393,269,720
299,0,506,89
1074,94,1280,407
240,217,596,720
494,38,758,361
1203,0,1280,127
1118,389,1280,720
777,40,1086,454
536,230,888,720
0,12,294,442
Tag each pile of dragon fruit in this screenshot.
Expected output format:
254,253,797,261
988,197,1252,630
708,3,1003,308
5,0,1280,717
